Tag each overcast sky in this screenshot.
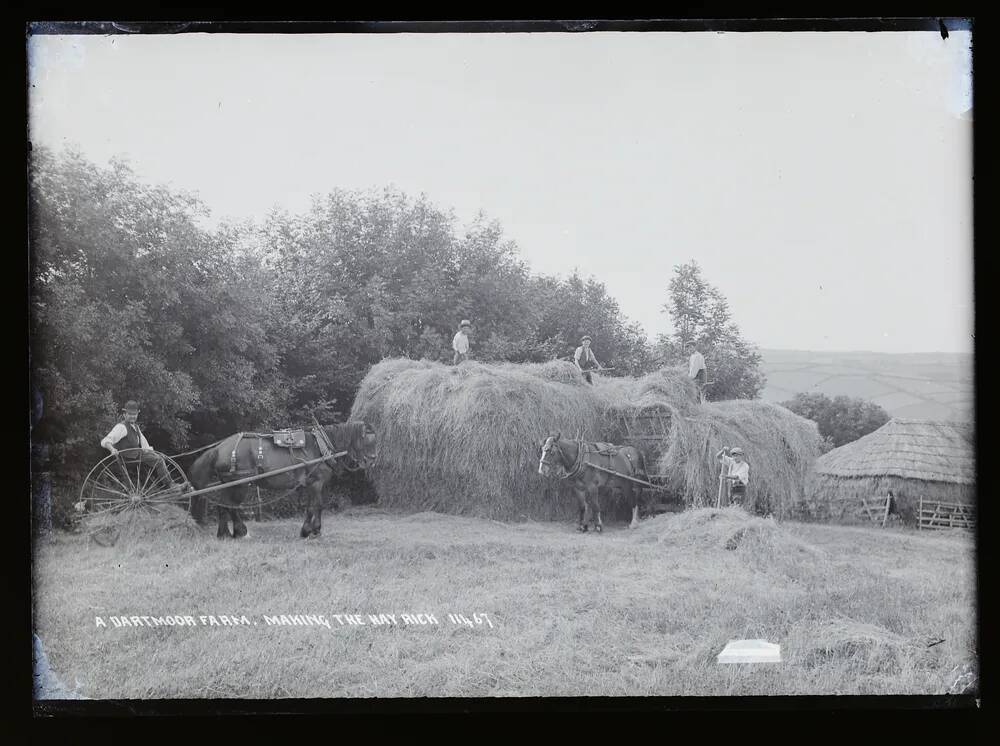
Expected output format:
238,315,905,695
27,30,973,354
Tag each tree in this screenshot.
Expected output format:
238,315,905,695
656,260,765,400
29,146,286,472
780,392,890,448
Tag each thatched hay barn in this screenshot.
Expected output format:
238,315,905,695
350,358,819,522
806,419,976,524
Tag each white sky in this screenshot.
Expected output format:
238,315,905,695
27,31,974,354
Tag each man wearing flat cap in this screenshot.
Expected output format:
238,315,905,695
574,335,602,385
100,400,187,491
715,446,750,507
452,320,473,365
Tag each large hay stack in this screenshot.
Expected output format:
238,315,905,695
350,358,819,521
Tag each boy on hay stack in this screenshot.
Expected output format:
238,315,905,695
716,445,749,507
452,319,473,365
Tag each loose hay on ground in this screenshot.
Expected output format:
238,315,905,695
80,504,206,547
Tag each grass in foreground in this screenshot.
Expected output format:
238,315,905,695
32,506,976,698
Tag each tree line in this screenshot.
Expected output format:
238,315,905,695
29,146,887,483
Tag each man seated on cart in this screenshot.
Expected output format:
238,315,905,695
100,400,190,492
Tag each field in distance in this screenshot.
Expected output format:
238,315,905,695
759,349,974,421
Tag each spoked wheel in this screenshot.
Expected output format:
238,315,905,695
77,448,191,521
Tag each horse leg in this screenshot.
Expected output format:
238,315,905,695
308,481,324,536
231,487,249,538
216,505,232,539
593,489,603,533
300,486,315,538
628,485,640,529
575,487,588,532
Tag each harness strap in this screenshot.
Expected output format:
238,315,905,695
229,432,245,474
560,444,586,480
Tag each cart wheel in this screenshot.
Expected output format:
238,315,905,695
78,448,190,519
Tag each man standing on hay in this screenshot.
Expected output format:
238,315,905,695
716,446,749,507
574,335,602,384
452,319,473,365
686,341,707,402
99,400,188,491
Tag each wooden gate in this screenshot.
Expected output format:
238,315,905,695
918,496,975,531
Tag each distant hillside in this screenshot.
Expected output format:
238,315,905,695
758,349,974,422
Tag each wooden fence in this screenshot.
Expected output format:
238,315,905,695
918,496,975,531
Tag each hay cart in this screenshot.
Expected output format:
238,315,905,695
613,403,686,516
76,446,347,524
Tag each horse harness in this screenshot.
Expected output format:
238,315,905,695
227,427,335,485
552,440,636,481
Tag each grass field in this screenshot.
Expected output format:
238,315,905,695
32,506,977,699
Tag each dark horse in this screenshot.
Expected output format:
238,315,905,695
538,432,648,532
187,422,376,539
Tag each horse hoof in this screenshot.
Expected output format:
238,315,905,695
595,525,602,533
300,528,311,538
578,525,588,533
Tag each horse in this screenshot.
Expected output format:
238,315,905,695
537,431,649,532
187,422,376,539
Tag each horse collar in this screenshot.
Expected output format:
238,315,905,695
559,442,585,480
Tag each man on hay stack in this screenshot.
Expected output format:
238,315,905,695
574,335,603,385
686,341,708,403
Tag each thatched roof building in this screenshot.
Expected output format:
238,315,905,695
806,419,976,524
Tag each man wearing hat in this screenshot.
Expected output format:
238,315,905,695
574,335,602,385
100,401,187,490
452,320,473,365
686,341,707,402
716,446,750,507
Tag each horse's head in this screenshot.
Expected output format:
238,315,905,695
356,422,377,470
538,431,565,477
326,421,377,471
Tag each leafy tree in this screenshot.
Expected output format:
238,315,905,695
525,273,655,376
780,392,890,448
656,260,765,400
29,146,285,472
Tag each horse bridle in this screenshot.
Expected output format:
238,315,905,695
540,437,584,480
343,428,377,472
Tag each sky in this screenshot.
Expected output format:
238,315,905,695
27,30,974,354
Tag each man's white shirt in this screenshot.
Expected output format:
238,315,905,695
720,454,749,485
688,351,706,378
101,423,152,451
452,331,470,354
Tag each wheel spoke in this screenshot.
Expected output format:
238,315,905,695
116,458,137,493
99,467,133,497
90,484,132,500
137,460,159,496
85,501,131,517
